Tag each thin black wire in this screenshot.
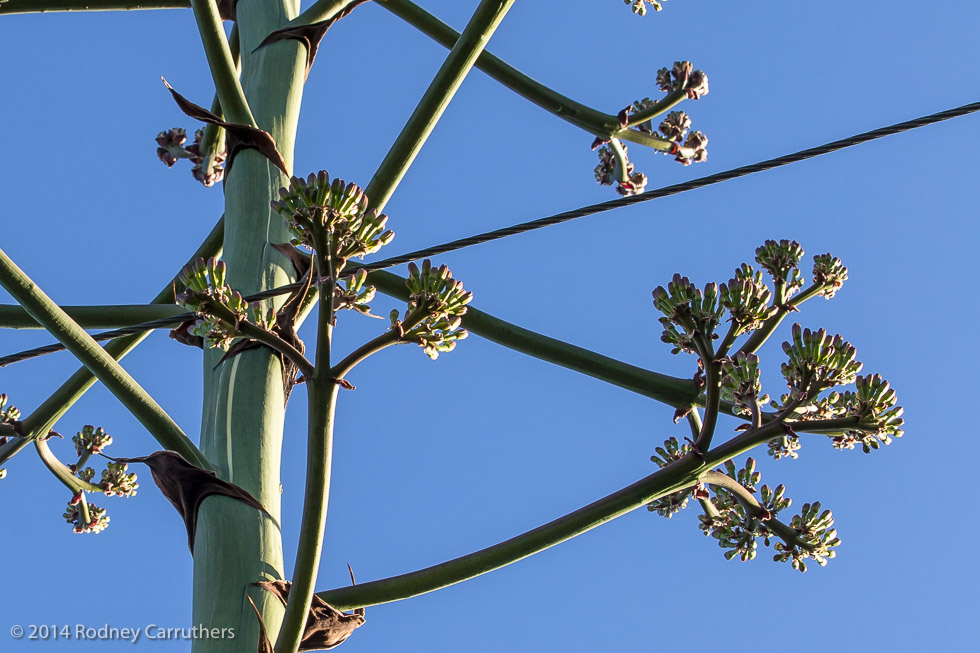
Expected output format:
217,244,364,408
3,100,978,368
355,100,980,272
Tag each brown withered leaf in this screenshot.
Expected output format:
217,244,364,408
216,0,236,21
253,579,365,651
246,594,275,653
254,0,372,80
170,320,204,350
672,406,692,424
109,451,269,553
162,78,288,177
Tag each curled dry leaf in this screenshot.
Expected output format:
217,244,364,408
253,579,365,651
246,595,275,653
107,451,268,553
162,78,288,177
216,0,237,21
254,0,372,80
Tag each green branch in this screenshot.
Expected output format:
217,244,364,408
0,304,185,329
35,438,103,494
379,0,619,136
0,246,209,469
189,0,256,127
367,269,698,407
317,454,701,610
623,88,687,129
365,0,515,210
330,306,429,380
0,219,222,468
314,415,857,610
737,283,828,356
0,0,187,13
276,269,337,653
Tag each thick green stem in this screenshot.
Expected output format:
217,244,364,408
365,0,515,209
0,247,210,469
191,2,306,650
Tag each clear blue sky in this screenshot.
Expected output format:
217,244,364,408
2,1,978,651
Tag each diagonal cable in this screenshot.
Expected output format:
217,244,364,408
3,100,978,367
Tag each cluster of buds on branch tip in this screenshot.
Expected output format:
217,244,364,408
594,141,647,196
625,0,666,16
176,257,276,351
0,393,20,479
155,127,226,187
271,171,394,279
391,260,473,360
645,240,902,571
334,268,379,318
73,424,112,456
64,499,110,535
0,392,20,449
595,60,708,194
62,425,138,534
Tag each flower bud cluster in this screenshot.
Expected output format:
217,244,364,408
767,431,802,460
334,268,378,317
646,437,694,518
720,266,775,337
395,260,473,359
155,128,225,186
698,459,792,562
812,254,848,298
177,257,252,350
625,0,664,15
780,324,863,401
755,239,805,300
73,425,112,456
830,374,905,452
652,274,723,356
720,353,770,416
647,490,691,518
656,61,709,99
100,462,139,498
650,437,692,469
64,500,110,534
772,502,839,572
271,172,394,273
0,393,20,449
594,142,647,196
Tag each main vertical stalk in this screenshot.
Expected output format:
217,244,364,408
191,2,307,651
